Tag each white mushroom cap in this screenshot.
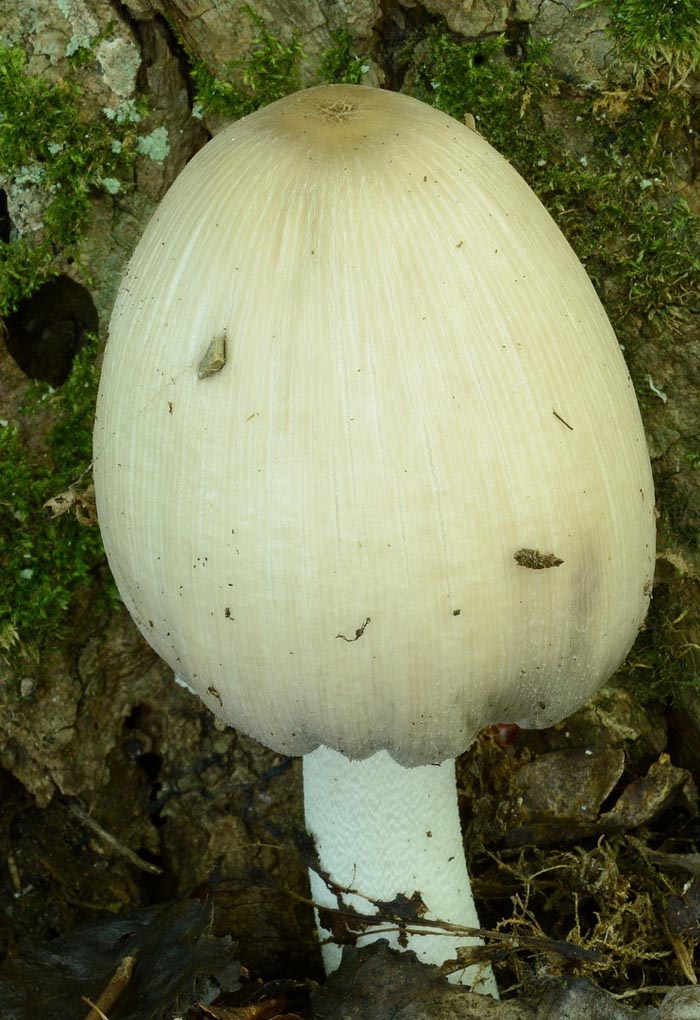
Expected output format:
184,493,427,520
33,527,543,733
94,84,655,767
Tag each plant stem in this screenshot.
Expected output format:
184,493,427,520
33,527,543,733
303,745,498,995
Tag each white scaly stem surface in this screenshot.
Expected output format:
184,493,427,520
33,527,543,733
303,745,498,996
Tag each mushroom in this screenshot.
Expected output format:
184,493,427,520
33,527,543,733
93,85,655,993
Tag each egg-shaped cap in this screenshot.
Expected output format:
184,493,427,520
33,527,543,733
94,85,655,766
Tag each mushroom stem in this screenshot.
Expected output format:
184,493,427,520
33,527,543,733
303,745,498,995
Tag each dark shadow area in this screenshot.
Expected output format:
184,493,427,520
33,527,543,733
4,275,98,386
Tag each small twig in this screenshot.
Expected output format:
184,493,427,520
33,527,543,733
82,999,110,1020
614,985,684,1000
70,803,163,875
7,852,21,895
552,408,574,430
82,954,137,1020
197,998,295,1019
288,885,605,966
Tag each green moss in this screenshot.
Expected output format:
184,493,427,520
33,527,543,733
0,47,141,315
0,50,133,661
407,30,555,164
0,241,56,316
190,9,367,119
581,0,700,78
191,8,303,119
0,338,105,667
315,28,368,85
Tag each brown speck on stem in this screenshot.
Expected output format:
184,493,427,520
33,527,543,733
514,548,564,569
207,685,223,705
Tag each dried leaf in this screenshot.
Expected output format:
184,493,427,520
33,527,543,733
43,488,78,517
43,482,97,525
0,898,241,1020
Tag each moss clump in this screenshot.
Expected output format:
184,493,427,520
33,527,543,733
406,30,556,166
485,835,685,990
0,47,141,315
582,0,700,79
0,339,105,669
315,28,368,86
190,9,368,119
190,8,304,120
